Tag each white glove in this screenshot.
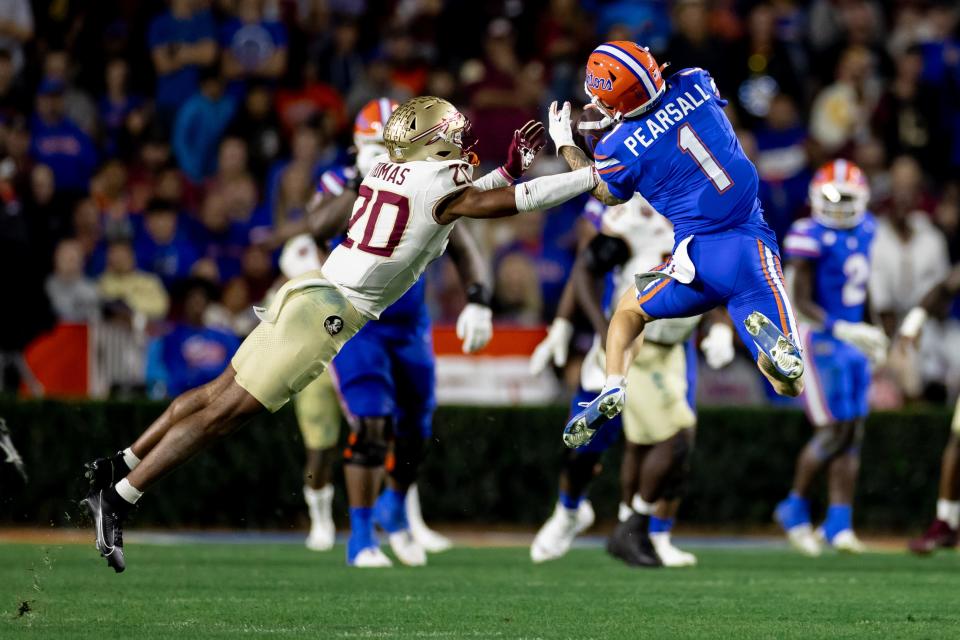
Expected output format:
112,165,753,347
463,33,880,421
455,303,493,354
898,307,928,340
701,323,735,370
548,101,575,154
833,319,889,364
529,318,574,374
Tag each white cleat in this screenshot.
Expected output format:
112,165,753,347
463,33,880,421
821,528,867,554
349,546,393,568
785,523,823,557
387,530,427,566
304,484,335,551
650,533,697,567
530,500,595,564
305,522,336,551
406,484,453,553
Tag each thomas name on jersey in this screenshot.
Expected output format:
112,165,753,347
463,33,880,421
368,161,410,185
620,80,716,155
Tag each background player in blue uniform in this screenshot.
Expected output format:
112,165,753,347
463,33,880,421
775,160,888,555
547,41,805,447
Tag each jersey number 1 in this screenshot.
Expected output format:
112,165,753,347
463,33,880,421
342,185,410,257
678,123,733,193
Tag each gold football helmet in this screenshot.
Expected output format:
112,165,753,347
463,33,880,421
383,96,478,163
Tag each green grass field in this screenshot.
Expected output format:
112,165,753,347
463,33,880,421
2,541,959,639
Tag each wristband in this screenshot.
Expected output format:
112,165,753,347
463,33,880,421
466,283,492,307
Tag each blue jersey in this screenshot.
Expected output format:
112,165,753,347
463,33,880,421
593,67,775,248
783,214,877,324
317,166,428,326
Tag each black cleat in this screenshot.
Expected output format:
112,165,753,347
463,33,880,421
82,489,127,573
84,452,127,491
606,514,662,568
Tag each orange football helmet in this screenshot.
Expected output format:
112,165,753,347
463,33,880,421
584,41,668,120
353,97,399,147
809,159,870,229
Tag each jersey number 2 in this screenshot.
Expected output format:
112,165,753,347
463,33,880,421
342,185,410,257
842,253,869,307
678,124,733,193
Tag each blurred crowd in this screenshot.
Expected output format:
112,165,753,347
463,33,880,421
2,0,960,404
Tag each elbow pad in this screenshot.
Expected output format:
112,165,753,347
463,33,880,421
583,233,630,275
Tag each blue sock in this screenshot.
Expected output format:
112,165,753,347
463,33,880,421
823,504,853,540
347,507,375,560
558,491,583,510
649,516,673,534
776,491,811,530
372,488,409,533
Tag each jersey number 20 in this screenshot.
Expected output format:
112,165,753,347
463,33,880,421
678,124,733,193
342,185,410,257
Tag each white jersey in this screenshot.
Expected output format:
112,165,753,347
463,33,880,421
321,155,473,318
580,195,700,391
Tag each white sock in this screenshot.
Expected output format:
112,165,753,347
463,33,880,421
304,484,333,517
631,494,654,515
121,447,140,471
115,478,143,504
617,502,634,523
937,499,960,529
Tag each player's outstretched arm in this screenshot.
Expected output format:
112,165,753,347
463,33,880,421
435,166,599,223
548,101,626,206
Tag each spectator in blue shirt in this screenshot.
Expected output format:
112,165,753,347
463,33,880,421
172,67,237,182
99,58,145,160
220,0,288,93
148,277,240,397
148,0,218,127
29,78,97,195
133,198,199,288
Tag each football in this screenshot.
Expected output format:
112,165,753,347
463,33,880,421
575,103,614,160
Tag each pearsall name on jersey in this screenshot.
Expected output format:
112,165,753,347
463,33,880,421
617,73,719,156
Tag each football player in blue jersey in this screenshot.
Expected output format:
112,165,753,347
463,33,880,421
548,41,805,448
775,160,888,555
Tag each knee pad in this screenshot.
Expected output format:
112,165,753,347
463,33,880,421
562,448,602,489
388,433,424,486
344,416,392,468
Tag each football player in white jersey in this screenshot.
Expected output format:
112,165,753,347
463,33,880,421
81,96,601,572
529,195,733,568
